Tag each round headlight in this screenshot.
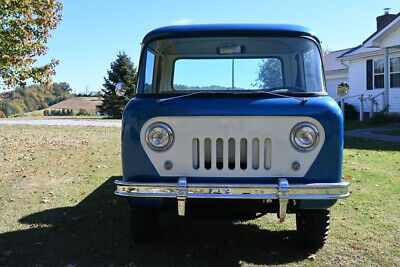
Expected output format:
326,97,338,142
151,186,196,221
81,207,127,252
291,122,319,151
145,122,174,151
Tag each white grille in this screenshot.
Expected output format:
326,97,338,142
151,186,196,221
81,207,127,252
192,137,272,171
140,116,325,177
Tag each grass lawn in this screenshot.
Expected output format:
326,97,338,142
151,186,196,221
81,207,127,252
0,125,399,266
344,117,400,131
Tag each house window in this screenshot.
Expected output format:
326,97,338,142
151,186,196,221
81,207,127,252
390,57,400,88
373,59,384,89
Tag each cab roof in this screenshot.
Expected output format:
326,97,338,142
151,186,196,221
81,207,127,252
142,24,319,45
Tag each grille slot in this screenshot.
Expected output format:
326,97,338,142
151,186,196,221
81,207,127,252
204,138,212,170
216,138,223,170
192,138,199,169
264,138,272,170
192,137,271,171
252,138,259,170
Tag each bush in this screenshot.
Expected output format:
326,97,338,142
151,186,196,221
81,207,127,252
43,108,76,116
338,102,358,120
370,108,400,125
77,108,91,116
0,111,6,118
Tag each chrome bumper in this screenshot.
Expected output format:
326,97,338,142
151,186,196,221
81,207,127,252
115,178,350,219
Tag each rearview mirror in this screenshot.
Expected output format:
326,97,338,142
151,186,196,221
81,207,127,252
336,82,349,97
115,82,127,97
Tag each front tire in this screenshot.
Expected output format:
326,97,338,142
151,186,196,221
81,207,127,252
296,209,330,250
130,204,160,243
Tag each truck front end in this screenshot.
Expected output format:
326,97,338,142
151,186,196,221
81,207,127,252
115,25,350,249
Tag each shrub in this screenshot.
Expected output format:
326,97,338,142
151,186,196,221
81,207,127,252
77,108,91,116
338,102,358,120
50,109,62,116
370,108,400,125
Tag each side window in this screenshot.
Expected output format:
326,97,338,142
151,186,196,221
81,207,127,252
144,50,155,92
303,49,318,90
374,59,384,89
390,57,400,88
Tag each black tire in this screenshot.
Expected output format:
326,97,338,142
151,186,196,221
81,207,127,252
129,204,160,243
296,209,330,251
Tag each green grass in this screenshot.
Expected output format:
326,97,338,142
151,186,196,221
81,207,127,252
0,126,399,266
372,130,400,136
344,119,391,131
344,115,400,131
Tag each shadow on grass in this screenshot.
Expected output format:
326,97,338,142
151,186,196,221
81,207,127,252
0,176,312,266
344,136,400,151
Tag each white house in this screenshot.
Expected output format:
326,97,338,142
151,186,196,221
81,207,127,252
324,9,400,114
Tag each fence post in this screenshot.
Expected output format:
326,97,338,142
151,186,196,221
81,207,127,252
370,98,374,119
359,94,364,121
341,98,345,120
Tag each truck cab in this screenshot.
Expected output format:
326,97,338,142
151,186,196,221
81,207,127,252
114,24,350,250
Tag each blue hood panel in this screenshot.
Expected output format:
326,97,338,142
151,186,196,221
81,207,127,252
121,95,343,184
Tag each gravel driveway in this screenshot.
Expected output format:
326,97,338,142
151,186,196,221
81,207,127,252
0,119,121,127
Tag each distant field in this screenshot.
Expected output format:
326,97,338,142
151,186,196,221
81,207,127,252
48,96,102,111
8,97,103,118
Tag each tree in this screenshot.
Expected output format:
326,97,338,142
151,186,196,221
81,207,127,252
98,52,137,118
0,82,72,116
253,59,283,89
0,0,63,87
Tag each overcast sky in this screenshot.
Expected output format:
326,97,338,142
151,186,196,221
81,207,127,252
32,0,400,93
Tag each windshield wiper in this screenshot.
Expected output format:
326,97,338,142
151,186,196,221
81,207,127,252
157,90,308,104
157,91,216,104
249,90,308,104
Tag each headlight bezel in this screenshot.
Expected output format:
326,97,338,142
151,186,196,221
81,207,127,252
290,122,320,151
145,122,174,151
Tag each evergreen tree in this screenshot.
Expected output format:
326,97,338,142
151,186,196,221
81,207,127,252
98,52,137,118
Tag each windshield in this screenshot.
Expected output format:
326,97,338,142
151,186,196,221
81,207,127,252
139,37,325,94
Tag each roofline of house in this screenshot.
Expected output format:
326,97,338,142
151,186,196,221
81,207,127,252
341,47,400,61
363,12,400,46
325,69,348,75
337,45,362,58
335,12,400,59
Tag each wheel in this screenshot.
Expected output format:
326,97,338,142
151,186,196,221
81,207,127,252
296,209,330,250
129,204,160,243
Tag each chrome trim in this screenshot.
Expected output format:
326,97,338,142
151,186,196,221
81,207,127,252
145,122,174,151
290,122,320,151
115,178,350,219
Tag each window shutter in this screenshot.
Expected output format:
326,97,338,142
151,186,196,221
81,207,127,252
366,59,373,90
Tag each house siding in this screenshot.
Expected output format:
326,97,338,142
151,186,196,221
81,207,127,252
380,24,400,48
346,51,400,113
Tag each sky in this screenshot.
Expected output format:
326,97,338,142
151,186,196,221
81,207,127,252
32,0,400,93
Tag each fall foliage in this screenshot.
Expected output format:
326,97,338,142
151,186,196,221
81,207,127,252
0,82,72,117
0,0,63,87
